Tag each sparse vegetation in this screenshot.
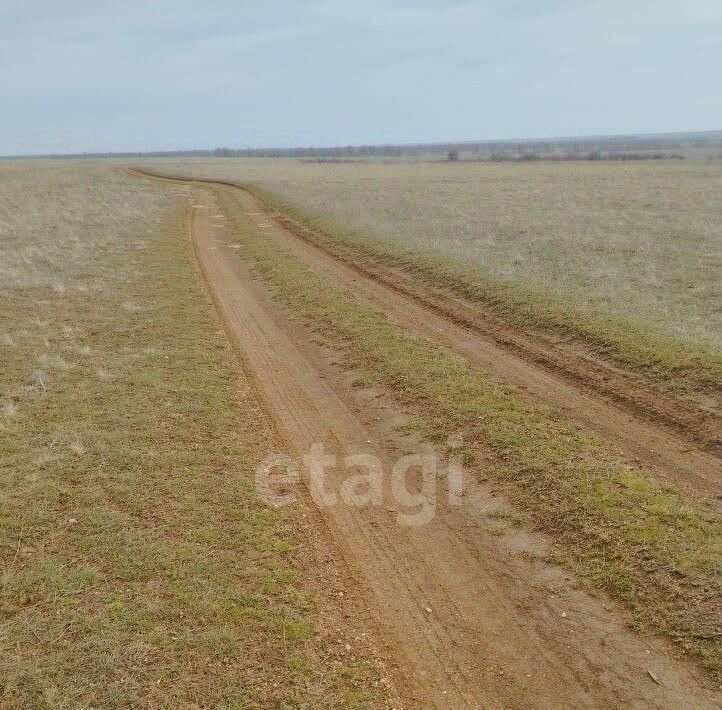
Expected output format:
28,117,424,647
3,155,718,705
215,187,721,679
149,158,722,354
0,163,395,708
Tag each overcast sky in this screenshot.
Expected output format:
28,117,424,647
2,1,721,154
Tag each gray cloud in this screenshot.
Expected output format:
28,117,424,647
2,0,720,153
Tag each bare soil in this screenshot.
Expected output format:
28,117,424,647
184,183,717,709
134,168,720,499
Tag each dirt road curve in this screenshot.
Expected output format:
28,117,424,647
188,188,715,709
135,170,720,499
218,185,717,501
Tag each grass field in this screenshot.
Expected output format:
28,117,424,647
0,161,720,708
150,158,722,352
215,186,721,679
0,163,396,708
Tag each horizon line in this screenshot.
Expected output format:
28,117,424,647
2,128,720,160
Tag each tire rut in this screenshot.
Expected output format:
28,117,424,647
214,183,720,501
184,186,717,709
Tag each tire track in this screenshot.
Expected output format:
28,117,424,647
183,186,716,709
218,184,720,500
131,168,719,501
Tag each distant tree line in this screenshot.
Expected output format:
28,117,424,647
203,132,719,160
4,131,720,161
481,151,685,162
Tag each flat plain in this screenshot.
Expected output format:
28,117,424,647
2,158,719,708
0,162,397,707
152,158,722,351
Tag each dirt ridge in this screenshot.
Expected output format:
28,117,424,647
181,186,717,708
130,169,720,462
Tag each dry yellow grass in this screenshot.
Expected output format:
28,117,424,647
147,158,722,351
0,162,396,708
213,185,721,679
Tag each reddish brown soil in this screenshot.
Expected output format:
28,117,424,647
183,185,717,709
221,184,719,502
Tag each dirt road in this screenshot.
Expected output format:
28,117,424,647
184,185,716,709
219,184,718,501
134,169,719,501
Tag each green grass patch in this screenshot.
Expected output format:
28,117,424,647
217,187,721,680
242,183,722,397
0,166,393,708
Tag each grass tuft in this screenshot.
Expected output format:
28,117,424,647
0,164,395,708
217,187,721,680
